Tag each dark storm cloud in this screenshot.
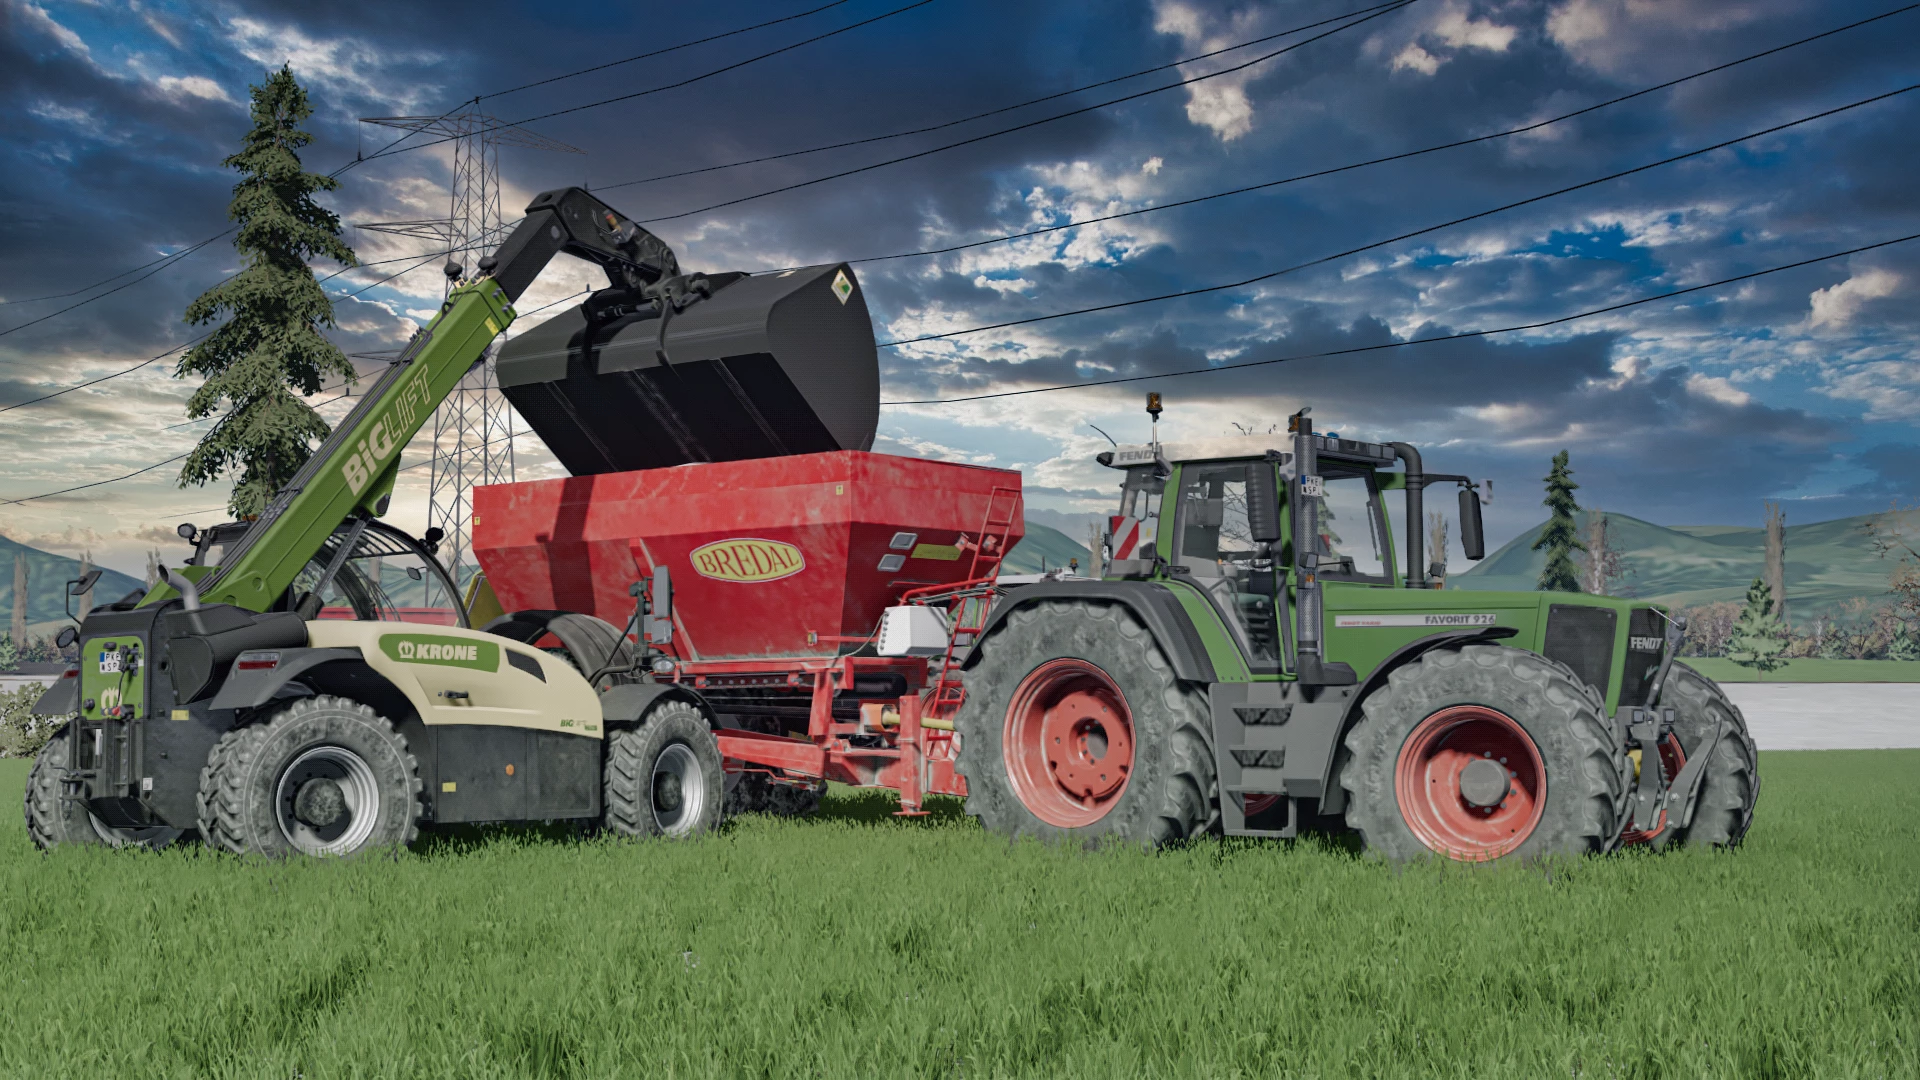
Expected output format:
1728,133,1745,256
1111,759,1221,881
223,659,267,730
2,0,1915,547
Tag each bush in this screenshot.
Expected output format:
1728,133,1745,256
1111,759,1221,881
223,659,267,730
0,683,66,759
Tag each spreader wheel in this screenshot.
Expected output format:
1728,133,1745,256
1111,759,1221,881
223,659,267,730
954,598,1214,847
1339,644,1627,863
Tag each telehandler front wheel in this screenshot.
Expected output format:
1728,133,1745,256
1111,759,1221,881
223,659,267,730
197,696,422,857
604,701,723,838
24,728,186,851
1340,644,1626,863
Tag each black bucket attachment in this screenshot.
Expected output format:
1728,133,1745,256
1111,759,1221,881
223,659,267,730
495,263,879,475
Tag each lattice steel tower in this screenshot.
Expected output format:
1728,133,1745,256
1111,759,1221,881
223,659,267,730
359,107,582,581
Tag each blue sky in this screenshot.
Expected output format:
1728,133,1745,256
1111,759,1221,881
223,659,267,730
1,0,1916,576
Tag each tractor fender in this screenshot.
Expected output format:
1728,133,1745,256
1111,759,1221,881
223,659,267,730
483,609,635,685
1343,626,1519,723
209,647,366,710
33,669,80,716
969,581,1218,684
598,682,715,730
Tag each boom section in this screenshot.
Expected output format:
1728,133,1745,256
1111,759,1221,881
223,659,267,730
190,281,517,611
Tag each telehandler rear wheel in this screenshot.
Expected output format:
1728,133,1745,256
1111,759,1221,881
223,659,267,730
604,701,723,838
1340,644,1625,863
24,728,186,851
955,599,1215,848
1658,663,1759,848
197,696,421,857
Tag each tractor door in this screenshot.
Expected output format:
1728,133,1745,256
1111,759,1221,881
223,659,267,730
1169,459,1285,673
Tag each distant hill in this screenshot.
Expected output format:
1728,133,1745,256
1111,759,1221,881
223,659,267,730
1453,510,1906,621
0,535,147,634
1003,521,1092,574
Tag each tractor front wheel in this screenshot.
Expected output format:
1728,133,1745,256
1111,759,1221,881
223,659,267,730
1340,644,1626,862
955,599,1214,848
604,701,723,838
197,696,421,857
1659,663,1759,848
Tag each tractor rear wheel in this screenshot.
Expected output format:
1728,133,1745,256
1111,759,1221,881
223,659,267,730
604,701,723,838
24,728,186,850
197,696,421,857
955,599,1214,848
1340,644,1626,863
1659,663,1759,848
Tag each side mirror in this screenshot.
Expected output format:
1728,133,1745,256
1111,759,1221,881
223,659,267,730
176,522,198,543
68,569,102,597
56,626,78,650
646,566,673,644
1459,487,1485,560
405,566,424,581
1245,462,1282,544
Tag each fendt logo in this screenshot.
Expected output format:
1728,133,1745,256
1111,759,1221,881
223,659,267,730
689,538,806,583
379,634,499,671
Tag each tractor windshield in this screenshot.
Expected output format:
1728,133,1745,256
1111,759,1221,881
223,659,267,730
1309,468,1390,583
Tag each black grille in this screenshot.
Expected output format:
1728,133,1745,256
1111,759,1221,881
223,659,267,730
1617,608,1665,707
1543,605,1617,699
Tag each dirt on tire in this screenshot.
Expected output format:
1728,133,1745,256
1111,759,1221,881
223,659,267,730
954,599,1215,848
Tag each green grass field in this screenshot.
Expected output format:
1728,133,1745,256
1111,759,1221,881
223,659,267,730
1,752,1915,1079
1680,658,1920,682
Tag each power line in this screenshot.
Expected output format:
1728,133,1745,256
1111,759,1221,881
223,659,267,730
633,0,1420,223
0,230,234,338
358,0,944,166
591,0,1408,193
883,232,1920,405
803,3,1920,271
872,83,1920,349
477,0,855,101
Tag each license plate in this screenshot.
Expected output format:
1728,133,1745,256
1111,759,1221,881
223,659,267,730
98,652,121,674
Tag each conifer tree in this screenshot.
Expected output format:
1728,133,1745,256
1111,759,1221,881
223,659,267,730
1727,577,1787,674
1533,450,1585,592
176,65,356,518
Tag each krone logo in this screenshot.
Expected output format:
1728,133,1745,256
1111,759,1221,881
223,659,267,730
690,538,806,583
380,634,498,671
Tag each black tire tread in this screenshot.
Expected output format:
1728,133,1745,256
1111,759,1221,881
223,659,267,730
1661,662,1759,848
603,700,723,838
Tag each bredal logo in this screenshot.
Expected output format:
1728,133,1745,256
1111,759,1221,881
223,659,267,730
380,634,499,671
690,538,806,583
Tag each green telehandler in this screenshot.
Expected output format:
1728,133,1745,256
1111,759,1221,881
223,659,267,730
951,404,1758,861
24,186,851,855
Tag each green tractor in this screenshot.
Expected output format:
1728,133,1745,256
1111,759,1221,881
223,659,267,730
953,404,1758,862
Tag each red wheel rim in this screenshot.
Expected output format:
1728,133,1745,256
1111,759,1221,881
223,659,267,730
1244,793,1282,817
1620,735,1686,846
1394,705,1546,861
1002,658,1135,828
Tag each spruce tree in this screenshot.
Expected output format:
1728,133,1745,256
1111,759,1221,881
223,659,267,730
1727,577,1787,674
176,65,356,518
1533,449,1586,592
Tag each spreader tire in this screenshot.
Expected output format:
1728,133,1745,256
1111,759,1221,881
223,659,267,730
1661,663,1759,848
1340,644,1626,863
955,599,1214,848
604,701,723,838
24,727,185,851
197,696,421,857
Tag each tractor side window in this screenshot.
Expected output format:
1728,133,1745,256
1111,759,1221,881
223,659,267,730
1108,466,1164,563
1172,462,1281,669
1310,472,1389,582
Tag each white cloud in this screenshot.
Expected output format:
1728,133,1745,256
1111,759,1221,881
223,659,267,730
1821,358,1920,423
152,75,235,105
226,17,441,115
1141,156,1163,176
972,276,1032,295
1806,270,1901,330
14,2,91,60
1391,45,1442,75
1546,0,1782,78
1151,0,1261,141
1430,9,1517,52
1686,373,1751,406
